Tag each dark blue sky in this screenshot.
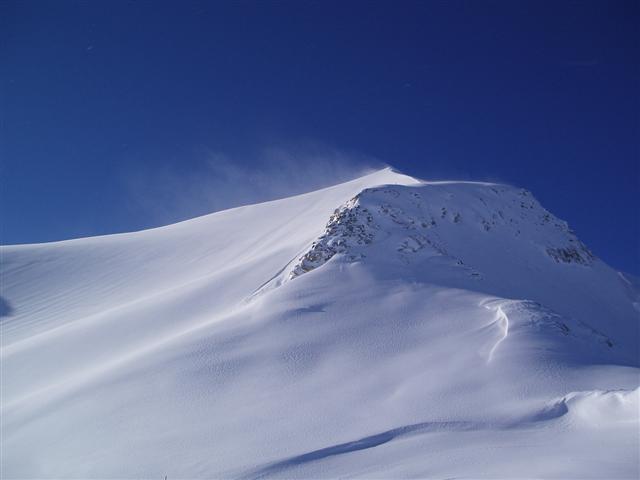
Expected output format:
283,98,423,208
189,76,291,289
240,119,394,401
2,0,638,273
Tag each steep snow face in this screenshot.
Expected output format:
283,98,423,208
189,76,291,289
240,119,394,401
290,183,595,280
1,168,638,478
282,183,637,360
0,168,420,347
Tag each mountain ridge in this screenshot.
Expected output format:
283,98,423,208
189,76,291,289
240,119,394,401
1,167,638,478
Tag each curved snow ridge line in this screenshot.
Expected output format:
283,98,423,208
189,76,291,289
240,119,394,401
479,297,619,362
480,298,512,363
242,421,486,479
243,401,577,480
487,305,509,362
555,388,640,427
520,388,640,426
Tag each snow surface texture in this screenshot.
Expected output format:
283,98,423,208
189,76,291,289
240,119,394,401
1,168,639,478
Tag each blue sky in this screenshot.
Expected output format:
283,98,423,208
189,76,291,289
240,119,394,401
2,0,638,273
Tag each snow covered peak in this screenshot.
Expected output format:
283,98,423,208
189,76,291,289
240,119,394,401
289,181,594,280
1,167,638,478
273,176,636,361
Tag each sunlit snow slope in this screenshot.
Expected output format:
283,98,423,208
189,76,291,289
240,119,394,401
2,168,639,478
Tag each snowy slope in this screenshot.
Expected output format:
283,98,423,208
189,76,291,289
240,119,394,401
1,168,638,478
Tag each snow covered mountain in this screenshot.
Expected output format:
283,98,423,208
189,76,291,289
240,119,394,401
2,167,638,478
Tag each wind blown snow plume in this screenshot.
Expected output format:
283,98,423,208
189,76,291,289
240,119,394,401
123,144,381,226
1,168,638,478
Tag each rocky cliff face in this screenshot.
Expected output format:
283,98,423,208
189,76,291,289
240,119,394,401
290,183,595,280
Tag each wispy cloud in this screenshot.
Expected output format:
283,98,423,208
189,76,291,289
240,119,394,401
122,142,383,226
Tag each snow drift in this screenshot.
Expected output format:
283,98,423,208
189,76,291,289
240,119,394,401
1,168,638,478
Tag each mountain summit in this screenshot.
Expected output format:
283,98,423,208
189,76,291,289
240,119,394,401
2,168,638,478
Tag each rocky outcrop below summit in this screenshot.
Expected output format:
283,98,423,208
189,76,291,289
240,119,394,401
289,183,595,280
